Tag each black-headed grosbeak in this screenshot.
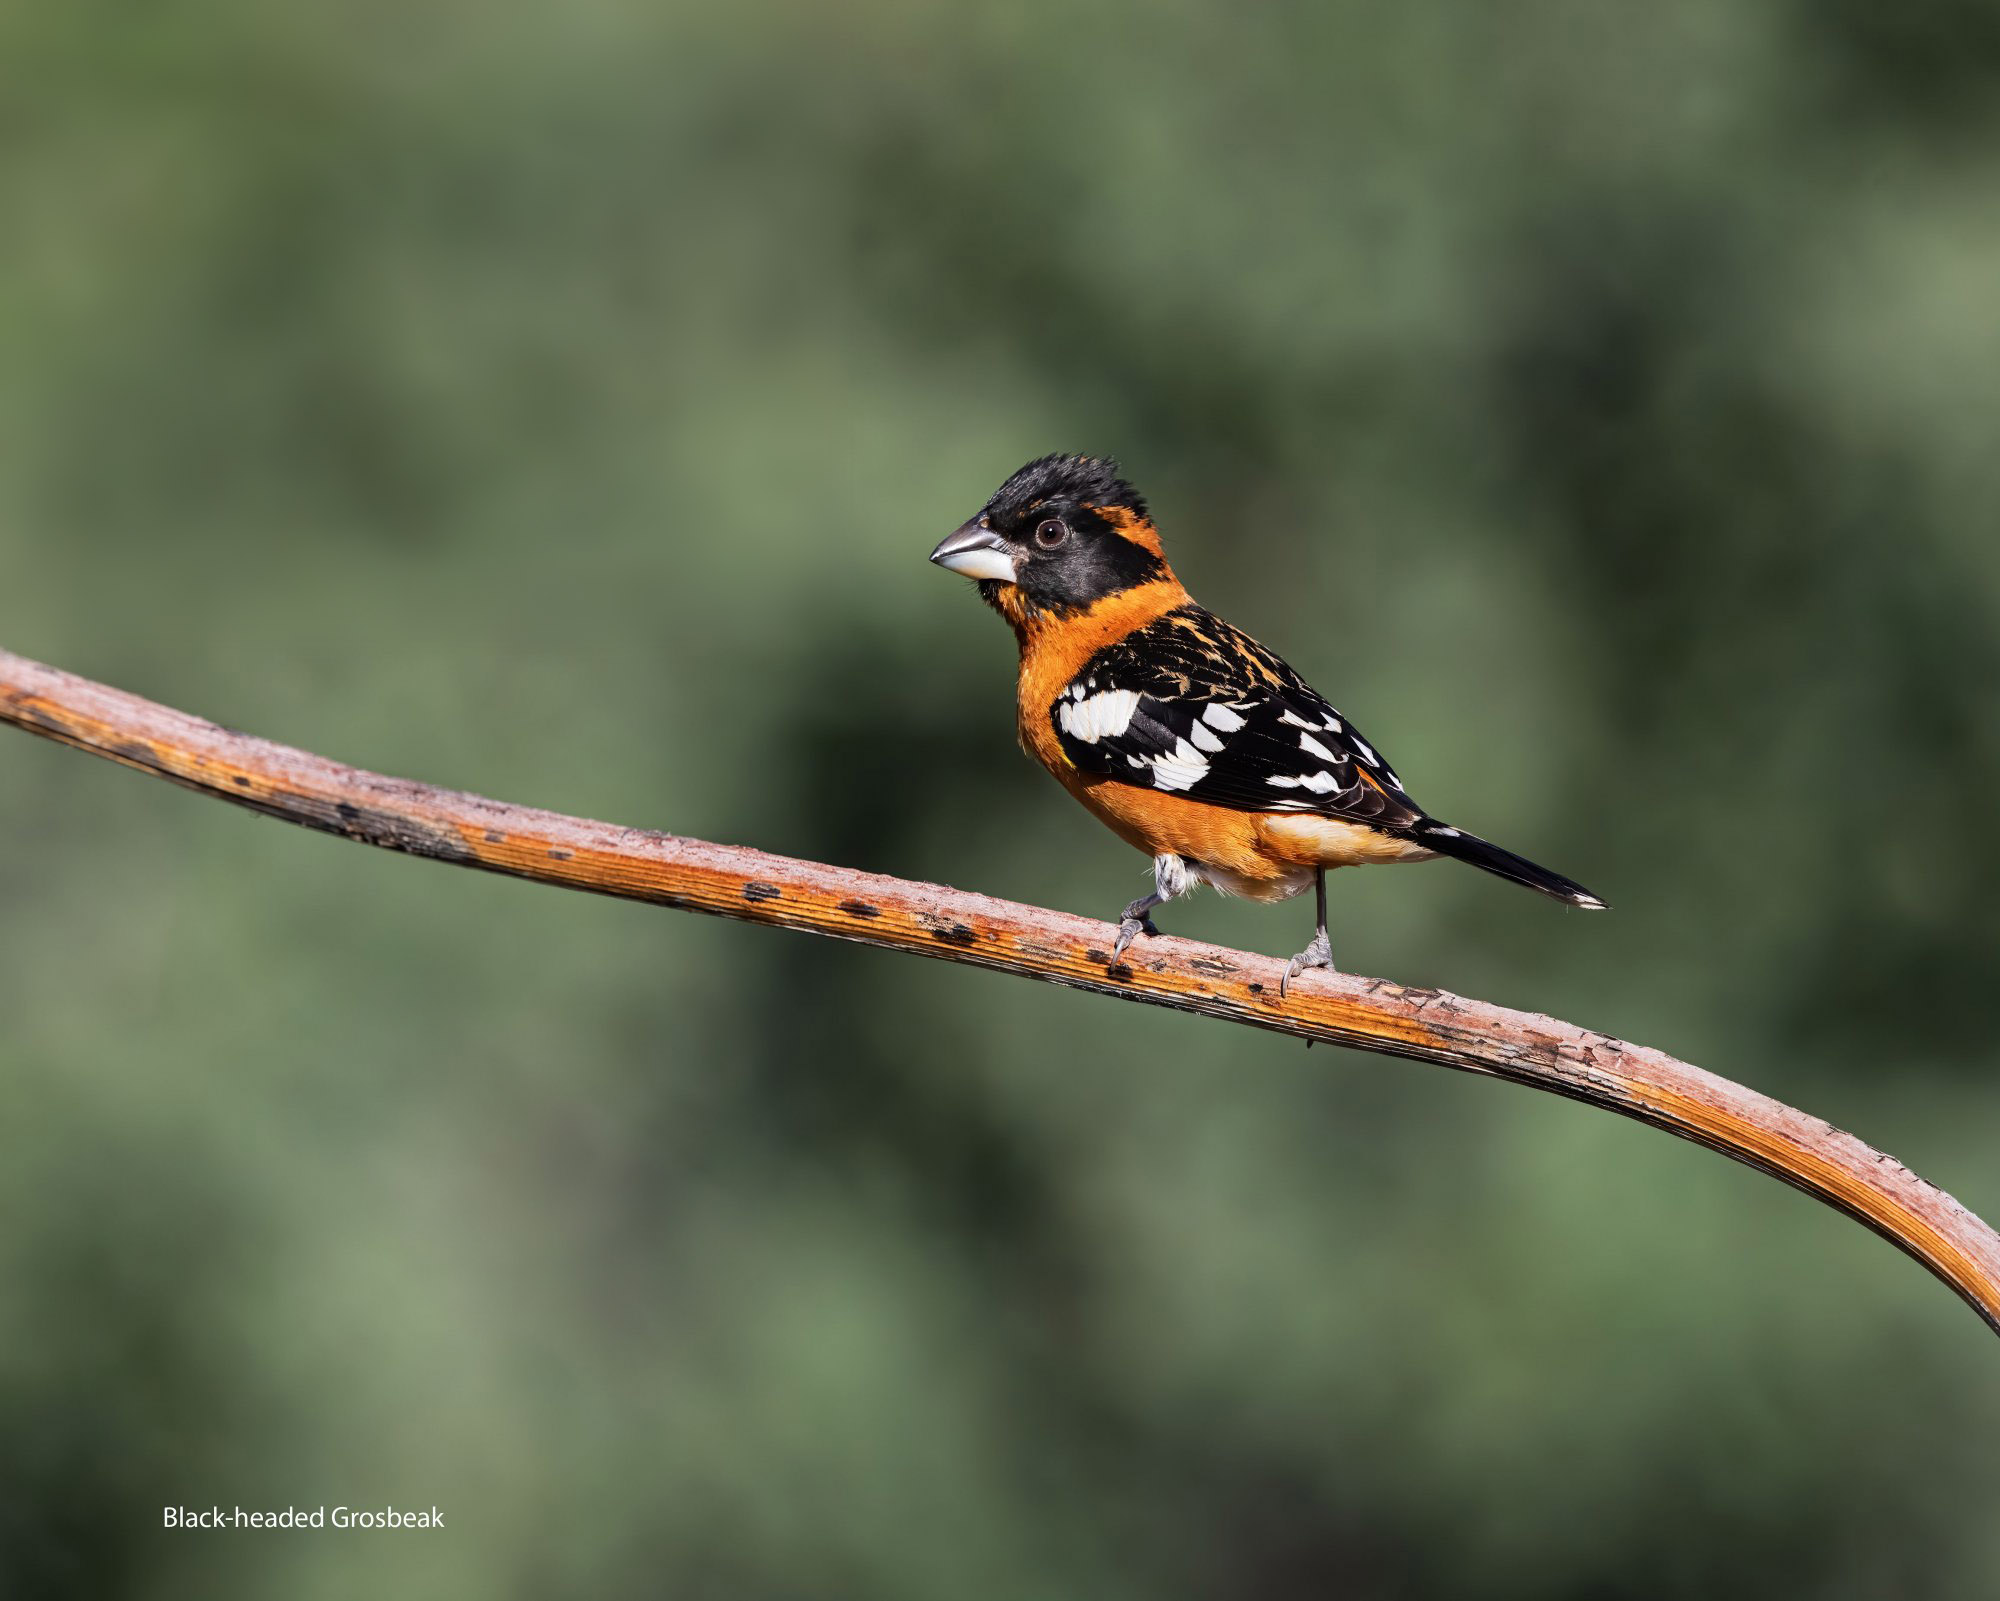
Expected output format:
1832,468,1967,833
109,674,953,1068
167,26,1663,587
930,454,1606,993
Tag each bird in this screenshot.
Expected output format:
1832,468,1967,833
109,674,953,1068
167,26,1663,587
928,454,1606,994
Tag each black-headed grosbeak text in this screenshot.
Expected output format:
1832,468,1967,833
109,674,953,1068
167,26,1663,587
929,454,1606,993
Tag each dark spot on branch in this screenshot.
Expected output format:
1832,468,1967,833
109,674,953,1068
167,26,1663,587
548,848,573,862
1085,948,1109,964
1247,982,1265,995
223,789,474,863
1105,962,1134,982
837,899,881,919
743,881,782,903
932,923,977,947
232,775,251,788
484,830,505,843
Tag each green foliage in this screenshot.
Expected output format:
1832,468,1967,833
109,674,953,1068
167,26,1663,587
2,3,1997,1595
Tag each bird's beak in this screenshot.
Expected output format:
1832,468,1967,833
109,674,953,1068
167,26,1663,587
929,519,1017,583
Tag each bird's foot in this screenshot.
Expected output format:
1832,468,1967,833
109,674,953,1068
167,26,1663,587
1112,903,1159,961
1279,929,1335,998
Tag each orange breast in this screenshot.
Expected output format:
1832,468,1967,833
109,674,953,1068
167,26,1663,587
1004,576,1429,894
1008,576,1284,894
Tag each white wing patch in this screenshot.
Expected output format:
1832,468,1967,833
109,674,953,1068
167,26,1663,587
1150,739,1210,792
1201,704,1246,733
1266,771,1341,793
1057,687,1141,744
1264,726,1351,798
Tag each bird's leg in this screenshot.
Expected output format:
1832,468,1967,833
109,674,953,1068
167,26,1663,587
1113,853,1190,960
1112,894,1160,961
1280,869,1336,997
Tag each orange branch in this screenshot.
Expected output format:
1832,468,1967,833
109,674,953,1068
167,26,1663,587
4,644,1996,1337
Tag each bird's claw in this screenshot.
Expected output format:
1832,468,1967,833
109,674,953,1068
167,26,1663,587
1112,913,1157,962
1279,929,1335,998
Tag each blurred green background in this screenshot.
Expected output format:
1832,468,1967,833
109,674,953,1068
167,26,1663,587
3,2,1999,1596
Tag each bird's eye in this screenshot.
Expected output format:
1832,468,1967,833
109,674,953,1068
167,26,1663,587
1034,518,1068,548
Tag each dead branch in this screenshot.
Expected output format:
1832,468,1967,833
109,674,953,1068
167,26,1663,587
3,644,1995,1338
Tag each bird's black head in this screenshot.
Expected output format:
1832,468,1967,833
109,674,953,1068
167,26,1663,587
929,455,1171,624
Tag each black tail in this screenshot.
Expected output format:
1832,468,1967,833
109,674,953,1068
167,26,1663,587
1412,820,1607,910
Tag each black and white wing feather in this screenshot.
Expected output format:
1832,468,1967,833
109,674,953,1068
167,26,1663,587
1050,605,1423,830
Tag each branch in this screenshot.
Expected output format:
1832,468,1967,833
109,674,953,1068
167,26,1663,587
4,645,1996,1338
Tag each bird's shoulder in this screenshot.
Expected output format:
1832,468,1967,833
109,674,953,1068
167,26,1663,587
1047,603,1423,826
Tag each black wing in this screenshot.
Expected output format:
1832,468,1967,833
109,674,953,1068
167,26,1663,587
1050,605,1423,829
